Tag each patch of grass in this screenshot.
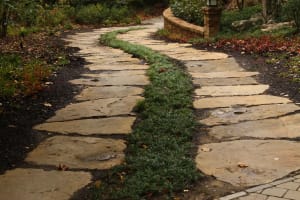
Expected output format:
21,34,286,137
94,29,199,199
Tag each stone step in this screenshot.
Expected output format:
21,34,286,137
34,117,135,135
47,96,143,122
200,104,300,126
26,136,126,170
0,168,91,200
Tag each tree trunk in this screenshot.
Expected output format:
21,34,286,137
262,0,272,21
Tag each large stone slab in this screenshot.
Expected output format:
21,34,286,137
200,104,300,126
185,58,244,73
193,77,258,86
196,140,300,187
194,95,291,109
47,96,143,122
34,117,135,135
195,85,269,97
190,71,259,79
26,136,126,170
82,70,146,78
69,75,149,86
84,56,141,64
86,64,149,71
0,168,91,200
75,86,144,101
209,113,300,139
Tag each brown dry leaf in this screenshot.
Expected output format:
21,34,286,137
201,147,212,152
237,162,249,168
57,163,69,171
94,180,101,189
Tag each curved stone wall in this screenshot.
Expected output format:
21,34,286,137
163,8,204,40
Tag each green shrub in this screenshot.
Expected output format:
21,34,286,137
170,0,205,26
282,0,300,31
221,5,262,33
75,3,132,25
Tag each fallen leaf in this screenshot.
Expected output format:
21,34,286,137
237,162,248,168
43,102,52,107
201,147,212,152
57,164,69,171
94,180,101,189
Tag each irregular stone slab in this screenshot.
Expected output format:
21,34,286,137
185,58,244,73
26,136,126,170
84,57,141,64
190,71,259,79
0,168,91,200
47,96,143,122
171,52,229,61
75,86,144,101
69,75,149,86
194,95,291,109
86,64,149,71
82,70,146,78
209,113,300,139
193,77,258,86
34,117,135,135
200,104,300,126
196,140,300,187
195,85,269,97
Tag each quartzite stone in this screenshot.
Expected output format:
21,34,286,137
47,96,143,122
0,168,91,200
195,85,269,97
194,95,291,109
185,58,244,73
193,77,258,86
85,64,149,71
208,113,300,139
81,70,146,77
190,71,259,79
26,136,126,170
69,75,149,86
196,140,300,187
200,104,300,126
75,86,144,101
34,117,135,135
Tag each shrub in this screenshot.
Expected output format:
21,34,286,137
75,3,132,25
282,0,300,31
170,0,205,26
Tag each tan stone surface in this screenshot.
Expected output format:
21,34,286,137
84,56,141,64
26,136,126,169
196,140,300,187
82,70,146,77
75,86,144,101
190,71,259,79
195,85,269,97
34,117,135,135
0,168,91,200
86,64,149,71
209,113,300,139
193,77,258,86
185,58,244,73
200,104,300,126
47,96,143,122
69,75,149,86
194,95,291,109
169,52,229,61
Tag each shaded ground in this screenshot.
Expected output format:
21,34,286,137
0,33,86,174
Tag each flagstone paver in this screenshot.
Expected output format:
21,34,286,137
193,77,259,86
26,136,126,170
75,86,144,101
195,85,269,97
46,96,144,122
0,168,92,200
200,104,300,126
34,117,135,135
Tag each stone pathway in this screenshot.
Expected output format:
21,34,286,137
115,19,300,199
0,27,149,199
1,17,300,200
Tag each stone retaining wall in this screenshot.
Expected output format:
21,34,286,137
163,8,204,40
